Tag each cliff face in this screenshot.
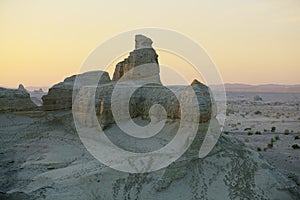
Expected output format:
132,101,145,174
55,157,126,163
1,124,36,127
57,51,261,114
0,85,36,112
42,71,111,111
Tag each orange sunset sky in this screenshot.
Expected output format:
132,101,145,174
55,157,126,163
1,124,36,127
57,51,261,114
1,0,300,88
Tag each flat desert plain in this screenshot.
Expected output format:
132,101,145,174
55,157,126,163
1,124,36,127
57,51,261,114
224,91,300,186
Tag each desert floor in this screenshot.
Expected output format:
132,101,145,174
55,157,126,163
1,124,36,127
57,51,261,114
224,91,300,185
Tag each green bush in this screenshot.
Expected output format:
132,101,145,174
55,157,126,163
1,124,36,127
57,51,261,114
226,108,234,116
284,129,289,135
244,138,249,143
247,131,253,136
267,143,273,148
275,135,280,140
256,147,262,151
294,135,300,140
271,127,276,132
255,131,261,135
292,144,299,149
223,131,229,135
244,127,251,131
271,138,275,143
254,110,262,115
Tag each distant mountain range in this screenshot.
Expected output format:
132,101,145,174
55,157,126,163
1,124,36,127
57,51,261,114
211,83,300,93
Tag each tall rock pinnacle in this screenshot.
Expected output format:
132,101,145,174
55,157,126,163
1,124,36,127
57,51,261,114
112,35,160,83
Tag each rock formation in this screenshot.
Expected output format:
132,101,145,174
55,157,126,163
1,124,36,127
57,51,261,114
191,79,214,122
254,95,263,101
44,35,213,127
0,85,36,112
135,34,153,49
112,35,160,82
18,84,27,92
42,71,111,111
100,82,213,124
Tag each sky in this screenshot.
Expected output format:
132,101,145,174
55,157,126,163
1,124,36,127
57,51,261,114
0,0,300,88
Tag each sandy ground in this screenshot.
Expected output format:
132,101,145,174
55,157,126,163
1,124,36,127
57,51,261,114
223,91,300,186
224,92,300,133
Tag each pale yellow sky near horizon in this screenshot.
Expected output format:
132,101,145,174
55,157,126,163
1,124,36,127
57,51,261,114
1,0,300,88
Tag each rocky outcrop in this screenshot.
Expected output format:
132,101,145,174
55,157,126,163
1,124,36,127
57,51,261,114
42,34,213,128
0,85,36,112
18,84,27,92
112,35,160,83
42,71,111,111
114,82,212,123
135,34,153,49
50,35,213,128
191,79,214,122
74,79,213,129
254,95,263,101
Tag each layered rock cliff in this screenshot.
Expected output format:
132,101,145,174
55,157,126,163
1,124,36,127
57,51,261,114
0,85,36,112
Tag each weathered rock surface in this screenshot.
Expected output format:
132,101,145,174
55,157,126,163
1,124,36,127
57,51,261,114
191,79,214,122
0,86,36,112
42,71,111,111
112,35,160,82
135,34,153,49
74,80,213,130
73,83,181,129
